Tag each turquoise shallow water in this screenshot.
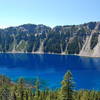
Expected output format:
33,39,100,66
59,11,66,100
0,53,100,90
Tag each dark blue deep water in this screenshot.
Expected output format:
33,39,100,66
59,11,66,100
0,53,100,90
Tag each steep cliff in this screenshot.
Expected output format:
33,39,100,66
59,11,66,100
0,22,100,57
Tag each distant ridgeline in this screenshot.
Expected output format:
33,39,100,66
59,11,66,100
0,22,100,57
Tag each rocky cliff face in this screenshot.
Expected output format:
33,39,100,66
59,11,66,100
79,22,100,57
0,22,100,57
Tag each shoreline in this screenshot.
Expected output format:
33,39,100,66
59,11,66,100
0,52,100,58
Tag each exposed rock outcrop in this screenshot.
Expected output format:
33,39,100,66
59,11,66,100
0,22,100,57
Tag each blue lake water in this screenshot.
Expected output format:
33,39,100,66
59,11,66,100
0,53,100,90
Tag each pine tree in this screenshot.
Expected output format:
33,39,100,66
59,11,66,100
18,78,25,100
60,70,74,100
1,87,10,100
25,91,28,100
34,78,40,100
29,91,33,100
12,92,17,100
80,91,89,100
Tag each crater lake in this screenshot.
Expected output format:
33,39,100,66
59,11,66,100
0,53,100,90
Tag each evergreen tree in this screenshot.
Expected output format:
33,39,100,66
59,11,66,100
18,78,25,100
29,90,33,100
25,91,28,100
80,91,89,100
34,78,40,100
12,92,17,100
60,70,74,100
